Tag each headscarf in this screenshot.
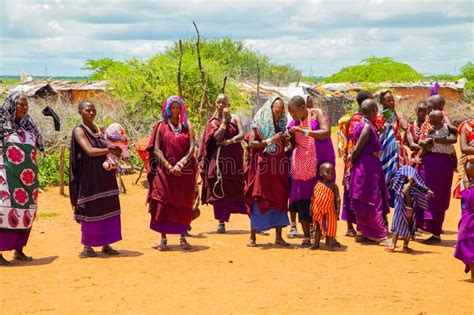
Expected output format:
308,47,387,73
161,96,188,128
0,92,44,151
250,96,287,153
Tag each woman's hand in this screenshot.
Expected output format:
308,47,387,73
271,132,284,143
169,165,182,176
222,108,231,121
289,126,304,134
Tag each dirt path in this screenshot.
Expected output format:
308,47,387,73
1,138,473,314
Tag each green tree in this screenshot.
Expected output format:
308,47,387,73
325,57,424,83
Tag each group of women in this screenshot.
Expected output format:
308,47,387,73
0,90,471,281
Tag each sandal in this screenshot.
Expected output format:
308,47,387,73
13,250,33,261
101,245,119,256
180,237,192,251
301,238,311,248
422,235,441,245
152,239,169,251
79,246,97,258
0,254,10,266
275,239,290,247
247,239,257,247
217,223,226,234
345,229,357,237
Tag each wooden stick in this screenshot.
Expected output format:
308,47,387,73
135,164,145,185
177,39,184,98
59,145,65,196
256,60,261,108
193,21,209,137
221,75,228,94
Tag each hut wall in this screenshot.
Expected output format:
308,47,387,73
392,87,463,107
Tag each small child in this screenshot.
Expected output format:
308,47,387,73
386,166,433,253
455,161,474,282
309,162,341,251
103,123,129,171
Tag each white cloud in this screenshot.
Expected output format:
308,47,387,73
0,0,472,77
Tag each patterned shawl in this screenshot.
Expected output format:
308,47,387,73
162,96,188,127
251,96,287,153
0,92,44,151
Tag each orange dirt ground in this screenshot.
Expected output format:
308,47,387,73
1,137,473,314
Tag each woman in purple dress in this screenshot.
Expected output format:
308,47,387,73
287,95,335,247
350,99,389,244
69,101,122,258
0,93,43,266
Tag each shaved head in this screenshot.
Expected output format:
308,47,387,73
427,95,446,111
361,99,378,115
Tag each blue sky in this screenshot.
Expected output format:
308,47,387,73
0,0,472,77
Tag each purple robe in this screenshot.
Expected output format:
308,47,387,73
417,152,454,235
69,126,122,246
454,188,474,271
350,120,389,241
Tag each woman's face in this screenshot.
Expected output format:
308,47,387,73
289,106,306,122
15,95,29,121
170,102,181,119
382,92,395,110
79,103,96,124
272,100,285,121
215,95,229,114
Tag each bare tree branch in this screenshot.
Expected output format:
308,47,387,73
193,21,210,137
221,75,228,94
177,40,184,98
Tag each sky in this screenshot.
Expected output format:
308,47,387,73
0,0,473,78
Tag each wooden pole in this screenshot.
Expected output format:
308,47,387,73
59,145,65,196
221,75,228,94
256,60,261,108
193,21,209,138
177,39,184,98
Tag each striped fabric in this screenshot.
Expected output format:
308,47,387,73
453,119,474,199
311,182,337,237
380,126,399,186
390,166,430,238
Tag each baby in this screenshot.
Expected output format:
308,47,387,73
103,123,129,172
418,110,456,161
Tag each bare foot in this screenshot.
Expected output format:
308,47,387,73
345,229,357,237
247,239,257,247
385,247,397,253
402,246,414,253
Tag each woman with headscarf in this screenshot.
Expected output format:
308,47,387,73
198,94,246,234
0,93,43,266
245,97,290,247
287,95,333,247
146,96,196,251
69,100,122,258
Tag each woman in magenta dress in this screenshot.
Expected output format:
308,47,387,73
69,101,122,258
350,99,390,244
146,96,196,251
245,96,290,247
198,94,246,233
287,95,334,247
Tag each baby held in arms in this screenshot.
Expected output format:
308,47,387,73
103,123,129,172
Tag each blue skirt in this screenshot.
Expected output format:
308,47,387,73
250,202,289,232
